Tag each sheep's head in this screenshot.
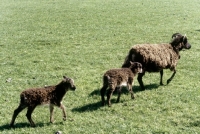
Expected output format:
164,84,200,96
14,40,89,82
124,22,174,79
129,61,143,74
62,76,76,91
171,33,191,51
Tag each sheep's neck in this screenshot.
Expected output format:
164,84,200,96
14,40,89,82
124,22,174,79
170,44,180,57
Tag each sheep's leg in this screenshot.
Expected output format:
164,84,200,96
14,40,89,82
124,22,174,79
107,88,114,107
167,70,176,84
100,85,107,106
10,104,27,127
116,87,122,103
49,104,54,123
26,105,36,127
137,72,145,90
60,102,67,121
160,70,164,85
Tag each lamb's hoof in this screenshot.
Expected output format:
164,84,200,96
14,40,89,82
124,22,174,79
141,87,145,91
10,124,14,128
160,82,164,86
30,124,36,127
101,102,105,106
108,104,112,107
63,117,66,121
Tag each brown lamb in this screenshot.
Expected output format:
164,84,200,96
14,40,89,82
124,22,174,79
10,76,76,127
100,62,142,107
122,33,191,90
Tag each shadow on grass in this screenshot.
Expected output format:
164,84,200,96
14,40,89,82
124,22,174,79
133,83,160,93
188,120,200,127
0,121,64,130
0,124,12,131
0,123,32,131
73,84,160,113
89,83,160,96
72,101,102,113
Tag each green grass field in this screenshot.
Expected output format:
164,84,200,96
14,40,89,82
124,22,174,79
1,0,200,133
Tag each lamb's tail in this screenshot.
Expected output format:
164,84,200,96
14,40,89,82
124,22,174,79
19,94,28,105
103,75,114,86
104,75,111,82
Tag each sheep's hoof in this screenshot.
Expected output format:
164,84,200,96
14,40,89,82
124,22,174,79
167,79,171,84
131,96,135,99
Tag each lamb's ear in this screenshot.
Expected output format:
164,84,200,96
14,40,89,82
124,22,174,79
183,34,187,40
63,76,69,81
129,61,134,65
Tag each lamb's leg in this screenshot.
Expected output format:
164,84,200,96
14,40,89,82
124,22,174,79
26,105,36,127
160,70,164,85
107,88,114,107
167,70,176,84
128,79,134,99
129,86,134,99
137,72,145,90
60,102,67,121
49,104,54,123
100,85,107,106
116,87,122,103
10,104,27,127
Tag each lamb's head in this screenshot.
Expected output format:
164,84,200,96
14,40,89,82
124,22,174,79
62,76,76,91
171,33,191,51
129,61,143,74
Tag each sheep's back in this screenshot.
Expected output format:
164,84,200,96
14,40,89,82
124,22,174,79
104,68,133,85
130,44,179,72
20,86,56,105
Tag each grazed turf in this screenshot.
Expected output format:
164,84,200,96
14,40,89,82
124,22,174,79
0,0,200,133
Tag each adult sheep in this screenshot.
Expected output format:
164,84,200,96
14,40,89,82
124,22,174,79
122,33,191,90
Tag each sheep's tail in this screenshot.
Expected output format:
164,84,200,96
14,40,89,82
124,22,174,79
122,49,135,68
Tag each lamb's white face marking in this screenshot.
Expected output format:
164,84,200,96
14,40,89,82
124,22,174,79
139,68,143,73
71,79,74,84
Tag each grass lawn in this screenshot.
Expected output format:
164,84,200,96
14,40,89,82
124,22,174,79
1,0,200,133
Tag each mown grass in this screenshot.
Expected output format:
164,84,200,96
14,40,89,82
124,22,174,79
0,0,200,133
